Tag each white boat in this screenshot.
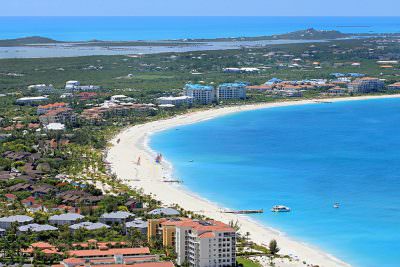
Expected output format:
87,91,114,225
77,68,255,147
333,202,340,208
271,205,291,212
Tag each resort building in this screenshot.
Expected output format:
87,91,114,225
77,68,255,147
325,87,347,96
16,96,49,105
174,219,236,267
126,219,148,235
184,84,216,104
18,223,58,233
67,247,151,259
0,215,33,229
110,95,129,102
348,77,384,93
49,213,85,226
37,102,69,115
157,95,193,106
69,221,110,232
65,80,101,92
28,84,55,94
39,108,77,125
148,207,180,216
216,83,247,101
147,218,192,247
388,82,400,90
100,211,135,225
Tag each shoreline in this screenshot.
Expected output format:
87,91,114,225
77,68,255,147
107,94,400,267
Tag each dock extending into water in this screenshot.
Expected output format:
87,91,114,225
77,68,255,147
222,209,264,214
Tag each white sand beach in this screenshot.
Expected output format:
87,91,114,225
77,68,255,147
107,95,400,267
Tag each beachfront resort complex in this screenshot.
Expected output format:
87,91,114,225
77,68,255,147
1,13,400,267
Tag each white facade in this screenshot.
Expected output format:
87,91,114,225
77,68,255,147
16,96,49,105
348,78,384,93
184,84,215,105
28,84,55,94
217,83,246,101
175,220,236,267
65,81,100,92
157,96,193,106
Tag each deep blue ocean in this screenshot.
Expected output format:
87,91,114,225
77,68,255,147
151,98,400,267
0,16,400,41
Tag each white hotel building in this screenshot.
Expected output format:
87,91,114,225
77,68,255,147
217,83,247,101
184,84,216,104
157,95,193,106
175,220,236,267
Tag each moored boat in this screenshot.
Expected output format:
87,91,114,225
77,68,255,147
271,205,291,212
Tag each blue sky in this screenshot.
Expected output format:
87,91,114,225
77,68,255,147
1,0,399,16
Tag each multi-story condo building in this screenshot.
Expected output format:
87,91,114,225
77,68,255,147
217,83,247,101
184,84,216,104
348,77,384,93
39,108,77,125
147,218,236,267
175,219,236,267
147,218,192,247
37,102,69,115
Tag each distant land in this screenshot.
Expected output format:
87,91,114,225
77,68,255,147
0,28,379,47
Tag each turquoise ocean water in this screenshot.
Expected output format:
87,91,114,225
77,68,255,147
1,16,400,41
151,98,400,267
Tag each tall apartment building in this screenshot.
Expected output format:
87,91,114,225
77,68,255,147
175,220,236,267
348,77,384,93
148,218,236,267
217,83,247,101
184,84,216,104
147,218,192,248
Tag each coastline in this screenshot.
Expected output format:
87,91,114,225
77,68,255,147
107,94,400,267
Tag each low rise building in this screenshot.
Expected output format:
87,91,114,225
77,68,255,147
18,223,58,233
65,80,100,92
184,84,216,104
67,247,150,259
126,219,148,235
388,82,400,90
69,221,110,232
0,215,33,229
157,96,193,106
100,211,135,225
16,96,49,105
148,207,180,216
28,84,55,94
49,213,85,226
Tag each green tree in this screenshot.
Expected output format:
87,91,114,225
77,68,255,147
269,239,280,255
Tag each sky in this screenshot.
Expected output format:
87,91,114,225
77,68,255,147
1,0,399,16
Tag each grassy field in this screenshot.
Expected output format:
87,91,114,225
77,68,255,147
237,257,263,267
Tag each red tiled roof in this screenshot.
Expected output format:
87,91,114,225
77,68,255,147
5,193,17,199
68,247,150,258
63,258,85,264
31,242,55,249
198,232,216,238
38,102,68,109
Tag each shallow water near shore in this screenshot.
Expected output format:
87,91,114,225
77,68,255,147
151,98,400,267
